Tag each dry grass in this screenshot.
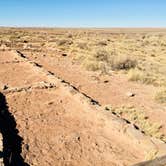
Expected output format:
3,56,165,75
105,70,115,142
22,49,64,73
82,59,100,71
66,33,166,86
79,48,137,74
145,149,158,160
128,68,156,84
76,42,88,49
155,89,166,103
105,105,166,142
97,40,108,46
93,49,110,62
1,29,165,88
110,55,136,70
56,39,73,46
80,49,111,73
68,32,166,88
128,68,144,81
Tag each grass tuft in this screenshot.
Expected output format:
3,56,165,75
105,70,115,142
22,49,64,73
155,89,166,103
110,55,137,70
105,105,166,142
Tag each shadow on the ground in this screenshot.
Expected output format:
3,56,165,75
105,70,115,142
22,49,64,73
0,92,29,166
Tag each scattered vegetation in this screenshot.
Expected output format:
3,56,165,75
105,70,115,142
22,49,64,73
1,28,166,161
93,49,110,62
155,89,166,103
65,32,166,89
80,48,137,74
128,68,144,82
145,149,158,160
110,55,137,70
1,30,165,89
76,42,88,49
82,59,100,71
81,49,110,73
97,40,107,46
56,39,73,46
128,68,156,84
105,105,166,142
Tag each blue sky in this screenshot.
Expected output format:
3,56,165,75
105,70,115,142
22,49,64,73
0,0,166,27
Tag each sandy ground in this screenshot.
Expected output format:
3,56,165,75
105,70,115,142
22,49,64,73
0,50,166,166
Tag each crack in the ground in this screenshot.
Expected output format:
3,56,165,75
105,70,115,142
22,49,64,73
0,92,29,166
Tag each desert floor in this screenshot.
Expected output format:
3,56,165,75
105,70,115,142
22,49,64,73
0,28,166,166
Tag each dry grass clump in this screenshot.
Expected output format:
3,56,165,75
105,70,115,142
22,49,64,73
110,55,137,70
105,105,166,142
56,39,73,46
128,68,144,81
97,40,107,46
145,150,158,161
128,68,156,84
155,89,166,103
66,33,73,38
76,42,88,49
93,49,110,62
80,49,110,72
82,59,100,71
80,48,137,73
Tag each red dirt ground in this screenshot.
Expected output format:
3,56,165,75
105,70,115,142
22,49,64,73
1,50,166,166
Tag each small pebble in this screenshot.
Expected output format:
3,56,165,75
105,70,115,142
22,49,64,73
2,85,8,90
62,53,67,57
126,92,135,97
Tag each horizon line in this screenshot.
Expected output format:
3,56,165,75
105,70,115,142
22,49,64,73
1,26,166,29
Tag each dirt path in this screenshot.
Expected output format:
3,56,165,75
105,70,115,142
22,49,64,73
0,50,166,166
